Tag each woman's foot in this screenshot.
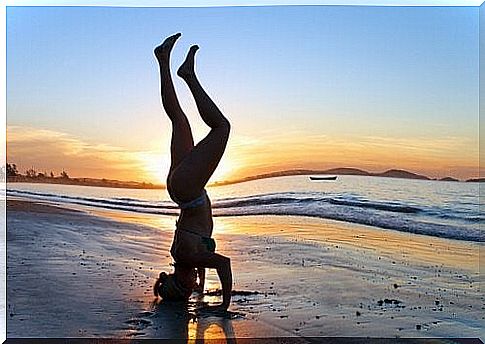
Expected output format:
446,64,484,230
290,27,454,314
177,45,199,80
154,33,182,62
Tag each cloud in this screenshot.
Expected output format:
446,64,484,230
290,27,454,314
7,126,162,182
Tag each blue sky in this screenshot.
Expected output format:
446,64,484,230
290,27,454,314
6,5,480,181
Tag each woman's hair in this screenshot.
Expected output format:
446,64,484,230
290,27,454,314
154,272,192,301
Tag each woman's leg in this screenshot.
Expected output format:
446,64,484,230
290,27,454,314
154,33,194,172
169,45,230,200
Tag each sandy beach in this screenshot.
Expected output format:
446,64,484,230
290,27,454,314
6,199,483,340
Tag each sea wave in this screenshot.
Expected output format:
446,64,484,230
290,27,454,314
7,189,483,242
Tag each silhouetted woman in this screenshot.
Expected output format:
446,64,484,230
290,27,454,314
153,33,232,311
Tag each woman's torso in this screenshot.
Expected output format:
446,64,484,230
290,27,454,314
176,198,213,238
170,200,214,264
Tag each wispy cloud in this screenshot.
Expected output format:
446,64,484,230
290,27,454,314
7,126,165,183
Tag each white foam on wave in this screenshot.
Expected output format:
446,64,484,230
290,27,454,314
7,188,483,242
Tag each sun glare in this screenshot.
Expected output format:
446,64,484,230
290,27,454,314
210,158,239,184
137,150,239,185
138,153,170,185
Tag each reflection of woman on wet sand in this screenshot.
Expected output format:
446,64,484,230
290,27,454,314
147,300,236,342
153,33,232,311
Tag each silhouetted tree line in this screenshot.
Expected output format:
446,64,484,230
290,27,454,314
6,163,69,179
6,163,18,177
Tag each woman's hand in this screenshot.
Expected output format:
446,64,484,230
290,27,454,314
190,252,233,309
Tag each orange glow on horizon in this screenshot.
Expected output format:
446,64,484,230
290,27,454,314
215,133,480,182
7,125,480,184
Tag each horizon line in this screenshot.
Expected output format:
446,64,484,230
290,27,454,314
6,165,479,185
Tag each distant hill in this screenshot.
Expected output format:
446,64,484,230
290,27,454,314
466,178,485,183
323,167,369,176
211,169,321,186
439,177,460,182
212,167,457,187
373,169,429,180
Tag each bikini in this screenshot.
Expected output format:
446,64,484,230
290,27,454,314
172,189,216,253
172,189,208,210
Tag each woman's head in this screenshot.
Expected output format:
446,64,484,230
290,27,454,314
154,266,196,301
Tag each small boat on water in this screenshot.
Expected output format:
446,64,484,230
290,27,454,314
309,175,338,181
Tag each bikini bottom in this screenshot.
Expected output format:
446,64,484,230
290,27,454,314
170,228,216,264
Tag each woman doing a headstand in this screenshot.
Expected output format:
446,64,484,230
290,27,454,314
153,33,232,311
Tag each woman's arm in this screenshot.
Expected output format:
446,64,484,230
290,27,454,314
216,256,232,310
193,252,232,310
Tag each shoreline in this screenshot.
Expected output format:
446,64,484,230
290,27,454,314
6,177,165,190
87,203,480,273
6,199,483,339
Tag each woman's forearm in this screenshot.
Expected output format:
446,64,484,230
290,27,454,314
217,258,232,309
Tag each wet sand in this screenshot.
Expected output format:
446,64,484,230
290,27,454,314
6,199,484,340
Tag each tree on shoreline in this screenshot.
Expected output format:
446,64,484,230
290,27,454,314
7,163,71,180
6,163,19,177
25,167,37,178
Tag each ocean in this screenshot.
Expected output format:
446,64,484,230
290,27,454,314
6,175,483,242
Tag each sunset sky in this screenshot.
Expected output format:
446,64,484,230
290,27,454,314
6,4,480,183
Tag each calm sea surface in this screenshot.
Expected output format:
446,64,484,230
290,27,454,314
6,175,483,242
